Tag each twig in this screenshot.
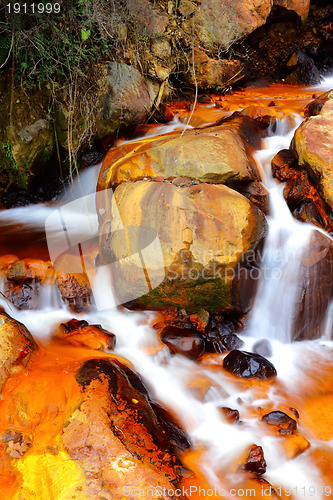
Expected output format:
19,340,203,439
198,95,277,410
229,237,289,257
0,31,14,70
180,14,197,138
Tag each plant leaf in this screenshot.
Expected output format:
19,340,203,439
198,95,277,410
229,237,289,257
81,28,91,42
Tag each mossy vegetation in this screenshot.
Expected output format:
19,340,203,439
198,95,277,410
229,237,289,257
0,0,159,196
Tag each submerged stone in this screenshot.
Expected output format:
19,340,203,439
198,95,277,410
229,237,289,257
253,339,273,358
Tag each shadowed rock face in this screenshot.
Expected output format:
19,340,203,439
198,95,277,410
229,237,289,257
160,326,206,359
292,231,333,341
274,0,310,20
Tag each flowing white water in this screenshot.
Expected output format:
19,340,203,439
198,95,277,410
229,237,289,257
247,117,316,343
1,77,333,498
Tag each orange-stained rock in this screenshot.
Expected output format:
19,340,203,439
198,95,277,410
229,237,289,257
97,116,263,191
261,410,297,435
183,48,244,91
242,180,270,215
0,342,190,499
62,358,190,499
304,90,333,117
292,107,333,213
7,258,50,283
59,319,116,350
219,407,240,423
99,180,267,313
0,311,37,392
271,149,298,181
56,273,93,312
240,444,266,476
239,105,284,123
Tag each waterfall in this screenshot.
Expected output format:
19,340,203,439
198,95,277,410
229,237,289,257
1,77,333,498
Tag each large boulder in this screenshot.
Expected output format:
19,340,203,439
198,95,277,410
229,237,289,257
0,347,189,498
98,180,267,313
191,0,273,50
98,116,263,191
292,104,333,213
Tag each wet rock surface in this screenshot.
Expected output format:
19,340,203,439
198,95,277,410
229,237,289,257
0,311,37,391
99,179,266,314
223,350,277,380
75,358,190,452
272,130,333,233
271,149,298,181
55,273,93,312
98,116,265,190
292,100,333,214
292,231,333,341
160,326,205,359
262,411,297,435
219,407,240,423
203,318,244,353
241,444,267,476
97,115,268,315
60,319,116,350
67,357,190,498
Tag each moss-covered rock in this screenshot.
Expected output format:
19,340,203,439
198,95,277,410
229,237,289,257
0,77,54,194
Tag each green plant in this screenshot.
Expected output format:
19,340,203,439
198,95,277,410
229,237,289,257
2,141,18,169
0,0,153,183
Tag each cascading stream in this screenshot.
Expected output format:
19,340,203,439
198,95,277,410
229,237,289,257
247,117,318,343
0,78,333,498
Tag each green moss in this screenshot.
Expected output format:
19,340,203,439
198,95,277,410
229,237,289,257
137,275,233,313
